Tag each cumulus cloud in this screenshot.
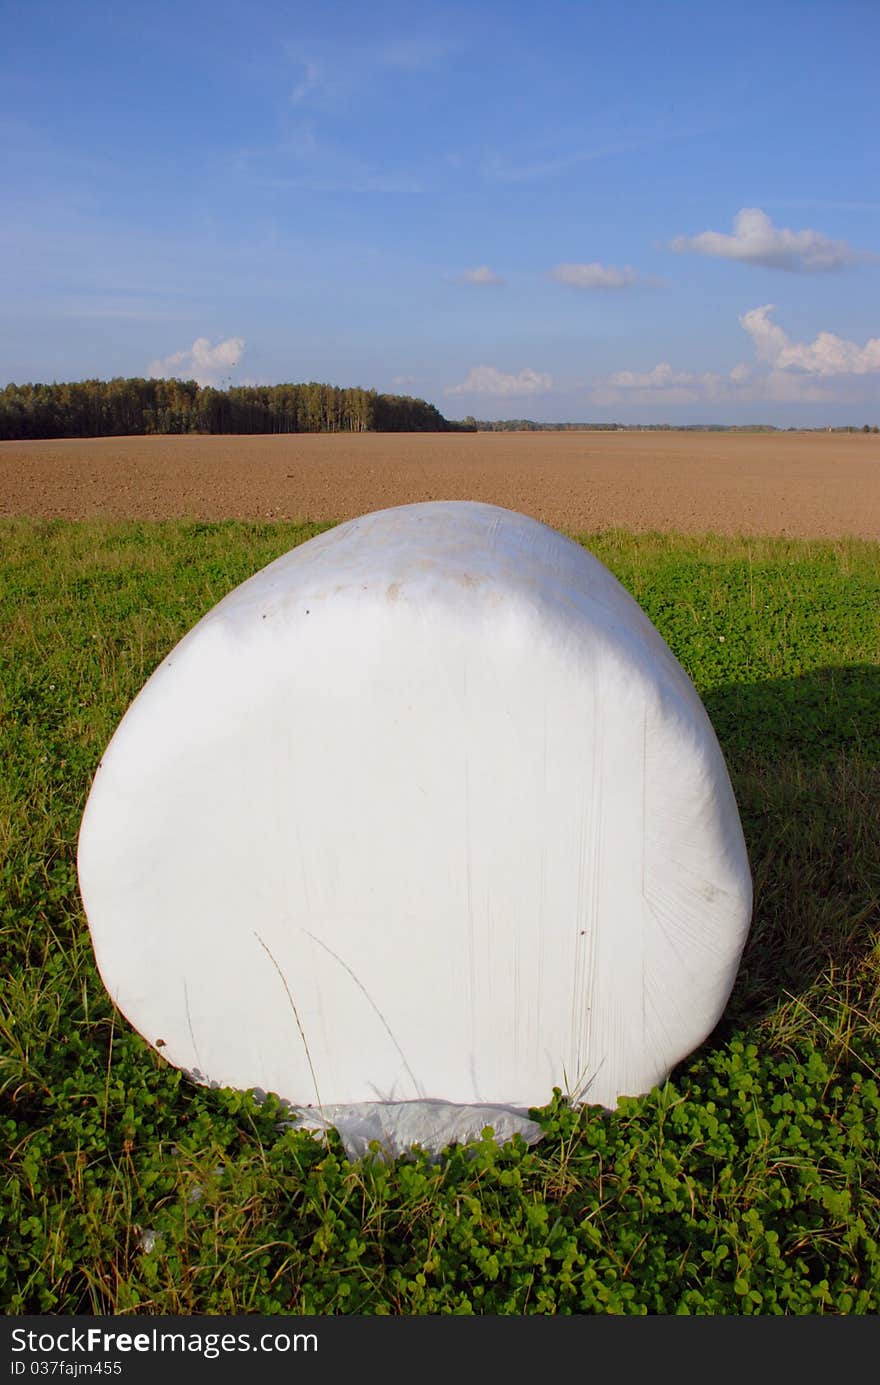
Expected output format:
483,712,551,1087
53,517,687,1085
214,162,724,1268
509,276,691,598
590,362,830,408
591,363,722,407
457,265,504,286
590,305,880,408
551,261,640,290
740,305,880,374
446,365,553,398
148,336,244,386
670,207,865,272
756,372,836,404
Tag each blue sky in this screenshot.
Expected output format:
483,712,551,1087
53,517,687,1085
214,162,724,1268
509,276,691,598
2,0,879,424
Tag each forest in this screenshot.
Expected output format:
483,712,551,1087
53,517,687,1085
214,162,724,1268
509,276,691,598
0,377,470,440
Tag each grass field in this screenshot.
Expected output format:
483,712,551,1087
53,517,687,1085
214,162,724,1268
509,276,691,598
2,517,879,1314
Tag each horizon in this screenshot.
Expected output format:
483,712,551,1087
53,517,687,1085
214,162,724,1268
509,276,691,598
3,374,876,432
3,0,878,428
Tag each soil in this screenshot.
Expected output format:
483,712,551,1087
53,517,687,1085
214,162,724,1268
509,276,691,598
1,430,878,538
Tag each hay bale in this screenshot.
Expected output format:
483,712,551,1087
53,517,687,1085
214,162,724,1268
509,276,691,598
78,501,751,1148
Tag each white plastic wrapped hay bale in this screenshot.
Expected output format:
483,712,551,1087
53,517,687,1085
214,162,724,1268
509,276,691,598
78,500,752,1157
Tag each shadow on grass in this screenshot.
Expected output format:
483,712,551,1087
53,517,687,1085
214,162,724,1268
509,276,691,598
705,662,880,767
698,662,880,1044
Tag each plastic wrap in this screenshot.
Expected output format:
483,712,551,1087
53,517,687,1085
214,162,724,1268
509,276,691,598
78,501,752,1155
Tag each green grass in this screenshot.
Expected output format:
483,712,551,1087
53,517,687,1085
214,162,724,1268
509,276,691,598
2,518,879,1314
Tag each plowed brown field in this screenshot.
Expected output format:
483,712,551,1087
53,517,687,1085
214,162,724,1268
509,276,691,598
1,430,878,537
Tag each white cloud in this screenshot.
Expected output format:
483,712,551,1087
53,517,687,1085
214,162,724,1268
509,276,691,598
740,305,880,375
446,366,553,398
457,265,504,286
757,371,835,404
737,304,790,365
551,262,640,290
591,363,718,407
670,207,866,272
480,120,715,184
148,336,244,386
590,362,832,409
290,61,328,106
288,37,455,109
589,305,880,408
391,374,417,387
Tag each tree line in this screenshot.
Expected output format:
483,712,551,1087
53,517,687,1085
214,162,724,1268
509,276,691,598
465,418,621,431
0,378,472,440
469,419,880,433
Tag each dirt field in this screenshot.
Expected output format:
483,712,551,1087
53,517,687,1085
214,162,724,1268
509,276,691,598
1,430,878,538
